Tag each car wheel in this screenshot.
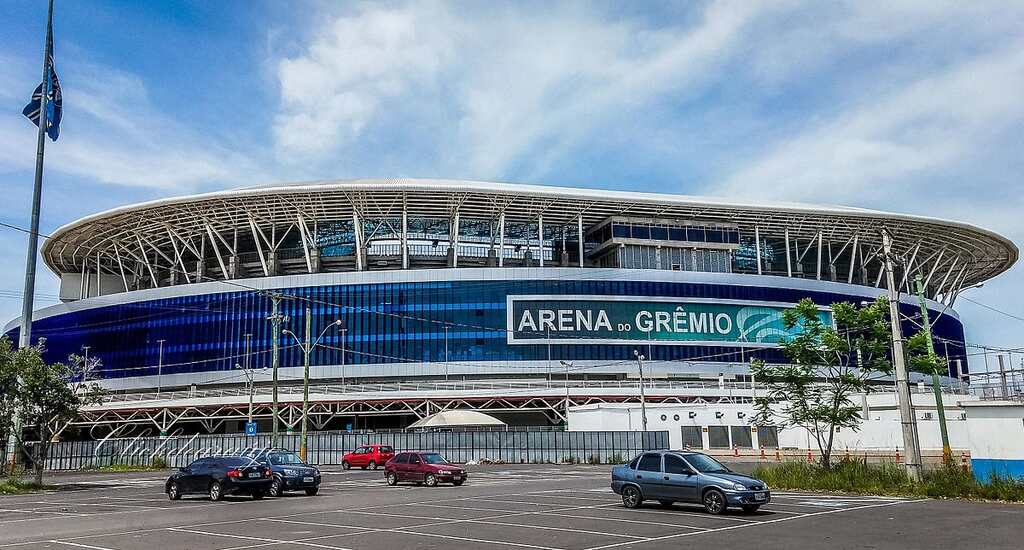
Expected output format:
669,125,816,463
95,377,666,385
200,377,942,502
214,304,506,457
368,460,377,470
167,481,181,501
252,490,265,500
658,500,674,507
304,487,319,496
268,477,283,497
741,505,760,514
386,472,398,486
424,473,438,487
209,481,224,502
342,461,351,470
621,485,642,509
703,489,727,515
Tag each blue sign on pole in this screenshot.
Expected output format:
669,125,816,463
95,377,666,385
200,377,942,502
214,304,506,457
245,421,258,436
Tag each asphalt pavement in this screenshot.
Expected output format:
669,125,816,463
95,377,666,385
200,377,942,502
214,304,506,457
0,464,1021,549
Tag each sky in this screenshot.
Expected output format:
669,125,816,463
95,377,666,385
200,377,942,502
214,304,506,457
0,0,1022,358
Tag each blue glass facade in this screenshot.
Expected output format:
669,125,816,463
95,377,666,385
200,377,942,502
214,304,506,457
6,277,968,382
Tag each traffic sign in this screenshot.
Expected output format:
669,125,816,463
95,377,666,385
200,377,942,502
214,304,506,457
245,421,257,436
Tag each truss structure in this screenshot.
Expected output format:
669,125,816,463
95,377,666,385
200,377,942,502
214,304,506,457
41,179,1016,304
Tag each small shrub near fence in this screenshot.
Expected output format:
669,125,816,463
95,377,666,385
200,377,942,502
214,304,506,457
40,430,668,471
753,458,1024,502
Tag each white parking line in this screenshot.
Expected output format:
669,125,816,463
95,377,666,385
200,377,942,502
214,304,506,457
49,541,118,550
580,499,925,550
169,527,355,550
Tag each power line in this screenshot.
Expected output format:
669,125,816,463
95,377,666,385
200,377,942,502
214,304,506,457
959,296,1024,323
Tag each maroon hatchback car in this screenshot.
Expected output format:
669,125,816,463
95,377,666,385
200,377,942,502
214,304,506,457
384,452,467,487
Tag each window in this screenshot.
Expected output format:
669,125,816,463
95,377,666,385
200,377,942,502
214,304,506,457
650,226,668,240
660,414,667,421
380,446,394,453
683,453,730,473
628,455,641,469
612,224,631,238
708,426,730,448
757,426,779,448
394,453,409,464
680,426,702,449
632,225,650,239
664,454,691,475
637,453,662,472
731,425,753,448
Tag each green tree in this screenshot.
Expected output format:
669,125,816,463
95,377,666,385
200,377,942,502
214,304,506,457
0,338,20,476
2,338,104,484
751,297,894,469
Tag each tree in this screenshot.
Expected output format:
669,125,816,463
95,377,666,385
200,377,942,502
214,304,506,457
751,297,894,469
1,337,104,484
0,338,20,476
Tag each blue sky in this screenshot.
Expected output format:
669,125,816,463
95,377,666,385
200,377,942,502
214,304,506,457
1,1,1022,358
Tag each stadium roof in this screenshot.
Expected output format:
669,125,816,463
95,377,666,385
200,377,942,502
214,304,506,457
42,178,1017,295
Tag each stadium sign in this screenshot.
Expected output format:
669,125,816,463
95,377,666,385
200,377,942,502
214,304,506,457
506,295,831,347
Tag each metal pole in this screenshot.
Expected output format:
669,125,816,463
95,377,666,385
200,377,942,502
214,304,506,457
444,326,449,381
560,360,572,423
300,306,311,461
156,339,165,396
915,274,951,464
269,294,282,447
882,230,922,481
245,334,253,423
340,327,347,387
7,0,55,471
633,350,648,432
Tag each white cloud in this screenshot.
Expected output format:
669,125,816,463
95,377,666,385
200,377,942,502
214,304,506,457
0,60,265,192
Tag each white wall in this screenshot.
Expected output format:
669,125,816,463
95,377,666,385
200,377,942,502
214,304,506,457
568,393,975,452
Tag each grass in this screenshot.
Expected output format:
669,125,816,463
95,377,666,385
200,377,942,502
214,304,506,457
82,463,170,473
0,477,54,495
753,459,1024,502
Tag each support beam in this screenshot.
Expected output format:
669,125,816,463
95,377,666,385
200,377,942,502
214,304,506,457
202,223,229,279
815,232,823,280
498,213,505,267
247,216,270,277
538,215,544,267
754,226,762,275
401,201,409,269
847,235,858,284
577,215,584,267
166,230,192,284
135,234,160,287
935,257,960,300
114,244,129,292
923,249,945,290
296,214,314,274
784,228,792,277
451,211,460,268
351,210,363,271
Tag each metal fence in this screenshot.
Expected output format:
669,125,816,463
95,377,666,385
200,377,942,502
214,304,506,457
40,430,669,471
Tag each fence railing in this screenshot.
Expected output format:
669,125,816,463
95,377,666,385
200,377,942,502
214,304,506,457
39,430,670,471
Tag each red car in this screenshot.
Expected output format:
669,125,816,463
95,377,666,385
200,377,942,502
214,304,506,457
384,452,467,487
342,444,395,470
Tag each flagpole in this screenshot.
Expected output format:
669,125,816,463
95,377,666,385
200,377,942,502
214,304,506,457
5,0,54,473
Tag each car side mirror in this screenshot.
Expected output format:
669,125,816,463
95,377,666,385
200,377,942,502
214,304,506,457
179,467,190,473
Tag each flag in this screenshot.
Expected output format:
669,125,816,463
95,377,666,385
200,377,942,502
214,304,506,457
23,54,62,141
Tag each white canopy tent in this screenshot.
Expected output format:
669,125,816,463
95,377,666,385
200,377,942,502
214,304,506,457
406,410,506,430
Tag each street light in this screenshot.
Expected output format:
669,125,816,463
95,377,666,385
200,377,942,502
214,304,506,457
633,350,648,432
282,307,341,461
156,339,165,396
235,362,255,424
559,360,573,424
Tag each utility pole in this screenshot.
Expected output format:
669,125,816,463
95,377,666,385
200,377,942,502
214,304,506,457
301,307,311,461
340,327,347,387
559,360,572,425
156,339,165,396
267,294,284,448
444,325,449,381
633,350,648,432
882,230,922,481
915,274,952,465
282,308,340,462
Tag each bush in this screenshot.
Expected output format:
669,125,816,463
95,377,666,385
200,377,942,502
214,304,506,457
753,459,1024,502
587,454,601,465
608,453,626,465
0,477,52,495
151,455,168,469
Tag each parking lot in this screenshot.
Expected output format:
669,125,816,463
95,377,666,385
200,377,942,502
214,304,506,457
1,464,1022,549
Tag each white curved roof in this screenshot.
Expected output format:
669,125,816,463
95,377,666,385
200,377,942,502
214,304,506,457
42,178,1017,291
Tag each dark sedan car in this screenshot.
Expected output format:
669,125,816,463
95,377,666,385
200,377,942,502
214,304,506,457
166,455,273,501
252,448,322,497
611,450,770,514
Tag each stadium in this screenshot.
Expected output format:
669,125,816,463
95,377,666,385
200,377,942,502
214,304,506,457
4,179,1017,437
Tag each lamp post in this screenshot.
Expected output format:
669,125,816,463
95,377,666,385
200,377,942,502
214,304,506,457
235,362,255,424
282,307,341,461
633,350,648,432
559,360,573,424
267,294,286,448
444,325,449,381
156,339,165,396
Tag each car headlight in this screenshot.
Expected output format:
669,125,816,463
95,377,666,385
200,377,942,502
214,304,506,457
725,481,746,490
282,468,298,476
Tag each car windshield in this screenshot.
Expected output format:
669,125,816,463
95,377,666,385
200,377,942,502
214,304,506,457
421,453,448,465
685,453,730,473
267,452,304,465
